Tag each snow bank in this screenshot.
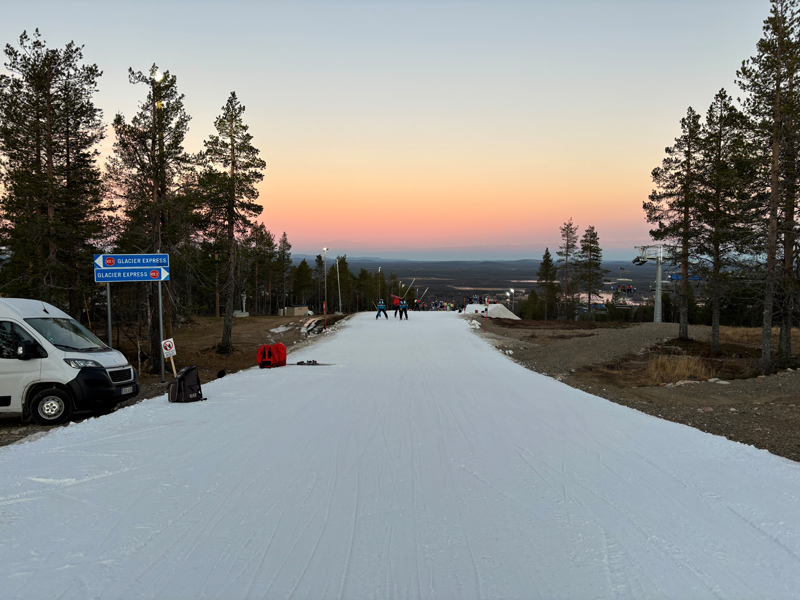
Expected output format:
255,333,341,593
464,302,520,319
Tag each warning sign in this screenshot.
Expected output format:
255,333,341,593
162,338,177,359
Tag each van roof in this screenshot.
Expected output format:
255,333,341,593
0,298,71,320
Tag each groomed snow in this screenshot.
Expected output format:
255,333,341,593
464,303,520,319
1,312,800,599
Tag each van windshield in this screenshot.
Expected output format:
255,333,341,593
25,318,107,352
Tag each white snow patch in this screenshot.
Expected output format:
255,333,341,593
464,303,520,319
28,477,80,486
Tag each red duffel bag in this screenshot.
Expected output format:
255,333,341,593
257,343,287,368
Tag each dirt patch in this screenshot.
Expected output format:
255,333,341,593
0,314,347,447
470,316,800,463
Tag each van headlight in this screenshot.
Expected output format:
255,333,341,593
63,358,103,369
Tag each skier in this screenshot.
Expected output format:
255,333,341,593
393,296,401,318
376,299,388,319
399,299,409,320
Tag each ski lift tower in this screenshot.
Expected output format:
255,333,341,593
632,245,668,323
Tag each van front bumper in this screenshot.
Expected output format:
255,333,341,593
67,367,140,411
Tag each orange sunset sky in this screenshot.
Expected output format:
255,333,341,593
3,1,768,259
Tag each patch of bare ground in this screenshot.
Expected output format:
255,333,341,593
0,314,348,447
471,317,800,463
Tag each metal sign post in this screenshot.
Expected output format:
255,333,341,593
107,283,112,348
158,281,165,383
94,253,170,381
162,338,177,378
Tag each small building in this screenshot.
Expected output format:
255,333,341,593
283,304,310,317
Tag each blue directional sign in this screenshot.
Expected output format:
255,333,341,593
94,254,169,269
94,267,170,283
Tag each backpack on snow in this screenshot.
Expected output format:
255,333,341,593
257,343,287,368
168,365,207,403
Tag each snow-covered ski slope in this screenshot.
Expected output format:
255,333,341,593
1,312,800,600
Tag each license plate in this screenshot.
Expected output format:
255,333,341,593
122,386,133,395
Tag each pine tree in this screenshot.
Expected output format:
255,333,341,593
644,106,703,340
313,255,325,312
333,255,354,312
202,92,265,353
293,259,313,305
537,248,558,321
697,90,755,353
276,232,292,311
737,0,800,372
556,219,578,318
245,223,275,315
576,226,609,319
105,64,194,369
0,30,107,314
356,268,373,312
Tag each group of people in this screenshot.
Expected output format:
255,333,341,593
376,298,409,320
614,285,636,295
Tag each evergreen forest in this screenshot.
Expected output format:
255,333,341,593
0,31,400,368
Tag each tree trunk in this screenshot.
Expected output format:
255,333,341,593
219,242,235,352
679,241,689,340
779,171,796,366
164,280,173,340
147,285,161,373
564,258,569,319
219,199,237,351
762,81,783,374
711,240,721,354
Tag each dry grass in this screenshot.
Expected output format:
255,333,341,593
643,355,716,384
719,326,800,347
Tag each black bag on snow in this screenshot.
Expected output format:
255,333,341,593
168,365,207,403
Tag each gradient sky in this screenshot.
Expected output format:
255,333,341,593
1,0,768,260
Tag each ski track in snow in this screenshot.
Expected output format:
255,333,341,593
1,312,800,598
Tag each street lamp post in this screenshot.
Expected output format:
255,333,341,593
510,288,515,314
152,69,166,384
335,259,342,313
378,267,381,306
323,248,328,332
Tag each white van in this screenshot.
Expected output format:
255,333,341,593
0,298,139,425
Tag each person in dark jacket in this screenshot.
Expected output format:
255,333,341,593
376,299,388,319
399,299,409,320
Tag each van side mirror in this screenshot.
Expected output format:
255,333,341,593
17,340,46,360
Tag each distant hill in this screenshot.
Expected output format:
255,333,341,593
293,254,663,302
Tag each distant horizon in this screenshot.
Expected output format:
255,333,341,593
291,249,649,264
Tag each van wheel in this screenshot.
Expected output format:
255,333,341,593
30,389,73,425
